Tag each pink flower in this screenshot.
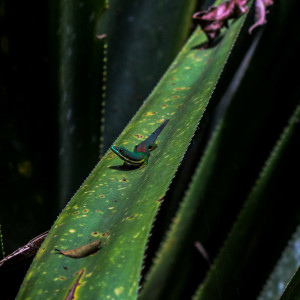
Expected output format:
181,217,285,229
249,0,274,34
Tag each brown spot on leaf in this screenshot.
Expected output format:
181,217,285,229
157,197,164,203
129,214,137,219
65,269,84,300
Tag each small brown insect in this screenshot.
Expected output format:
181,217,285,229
55,239,102,259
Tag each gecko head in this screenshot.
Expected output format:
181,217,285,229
110,145,127,157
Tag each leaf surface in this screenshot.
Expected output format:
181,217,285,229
17,3,251,298
141,1,300,298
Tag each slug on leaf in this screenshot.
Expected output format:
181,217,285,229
55,239,102,259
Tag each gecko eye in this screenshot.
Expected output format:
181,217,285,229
119,148,124,153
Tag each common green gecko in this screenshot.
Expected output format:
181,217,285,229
110,119,169,168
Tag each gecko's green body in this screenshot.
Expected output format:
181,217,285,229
110,119,169,167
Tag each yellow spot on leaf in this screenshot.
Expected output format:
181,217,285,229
114,286,124,296
144,111,156,116
134,232,140,239
69,229,76,233
126,214,138,221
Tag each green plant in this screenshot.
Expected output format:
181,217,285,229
1,0,300,299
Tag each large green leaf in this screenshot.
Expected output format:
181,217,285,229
57,0,107,206
17,2,251,299
141,1,300,298
193,100,300,299
98,0,198,151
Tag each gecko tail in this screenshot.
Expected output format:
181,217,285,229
142,119,169,147
134,119,169,152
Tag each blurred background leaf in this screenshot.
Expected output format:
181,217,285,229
278,264,300,300
98,0,198,152
0,0,106,297
0,1,58,295
142,1,300,299
259,225,300,300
